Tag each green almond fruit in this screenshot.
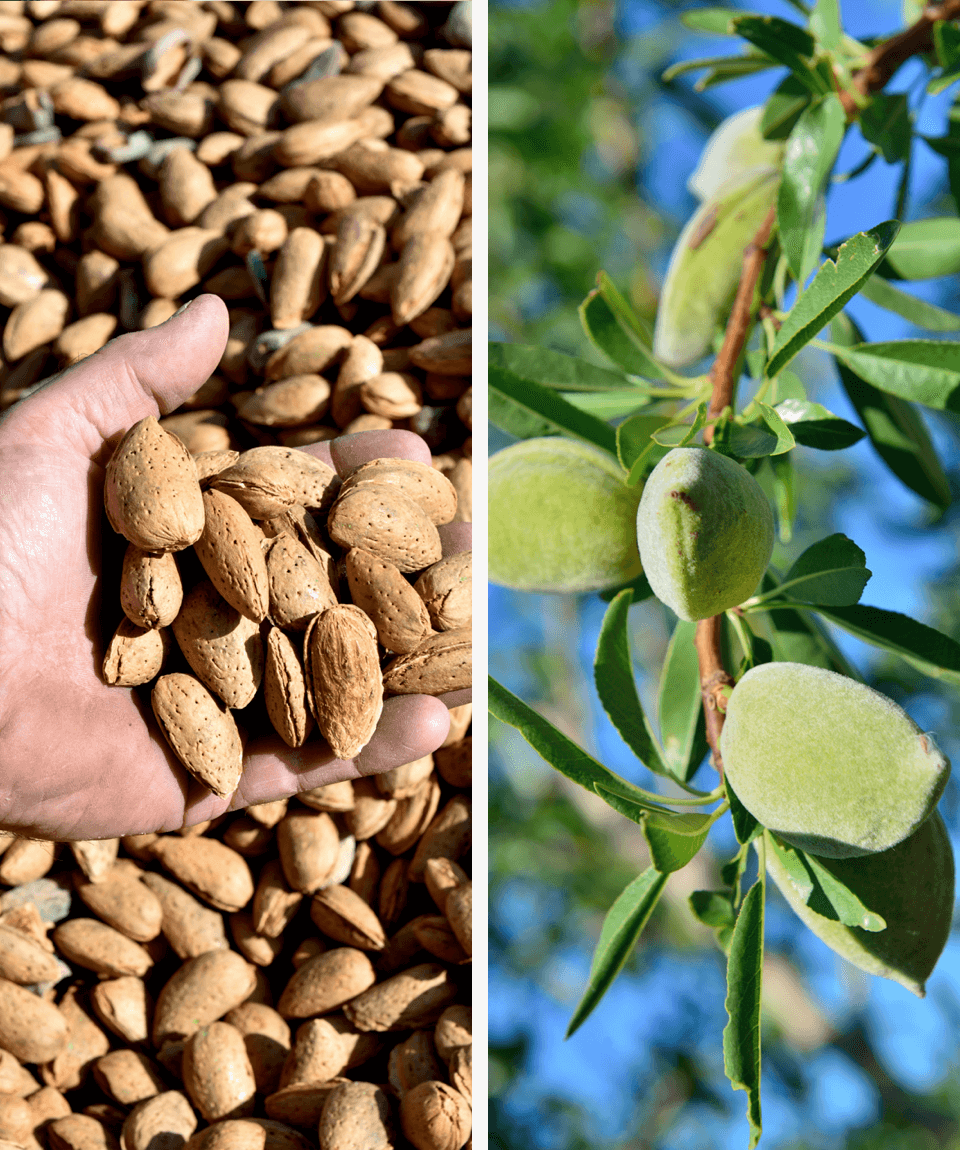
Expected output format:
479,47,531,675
763,814,954,997
722,662,951,858
653,167,780,368
489,437,643,593
635,447,774,620
687,107,784,202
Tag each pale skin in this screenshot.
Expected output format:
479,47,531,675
0,295,471,840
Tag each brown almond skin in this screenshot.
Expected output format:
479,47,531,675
415,551,471,632
346,777,398,841
434,738,471,788
152,951,258,1047
276,948,376,1018
343,963,457,1032
390,1031,445,1097
52,919,153,978
414,916,468,966
345,547,432,654
382,628,471,697
103,618,169,687
183,1022,257,1122
140,871,229,960
103,417,205,551
40,984,107,1091
446,884,473,958
93,1051,164,1107
263,627,313,749
222,1003,290,1098
319,1082,395,1150
340,457,457,524
328,484,442,574
304,605,383,759
75,872,163,943
0,922,61,985
401,1081,471,1150
435,1006,471,1065
265,534,338,630
151,673,244,799
90,976,151,1046
230,912,283,968
277,810,339,895
309,886,386,951
423,859,469,916
172,582,264,709
120,545,183,629
122,1093,197,1150
194,488,271,623
299,779,355,813
48,1114,119,1150
265,1080,349,1129
253,859,304,939
150,836,254,915
278,1017,381,1089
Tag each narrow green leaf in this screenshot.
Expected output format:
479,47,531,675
858,275,960,332
770,452,796,542
723,878,765,1149
929,20,960,94
594,591,671,777
489,342,640,392
777,533,871,605
680,8,744,34
768,220,901,377
723,423,780,458
885,216,960,279
566,868,669,1037
580,291,654,377
807,604,960,686
774,398,865,449
832,339,960,412
562,391,650,421
809,0,841,50
663,52,773,83
766,835,814,901
803,851,887,931
778,95,846,281
695,59,780,91
643,810,714,873
690,890,737,930
489,366,619,454
732,15,824,94
758,571,864,677
761,73,811,140
618,414,674,478
756,403,796,454
859,93,911,163
599,571,654,606
832,313,950,508
658,620,710,782
597,271,655,347
726,776,761,845
488,676,678,814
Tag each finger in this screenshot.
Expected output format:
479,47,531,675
438,522,471,557
2,296,230,460
180,694,451,825
327,429,433,475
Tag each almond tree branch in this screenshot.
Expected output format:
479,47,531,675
694,617,735,778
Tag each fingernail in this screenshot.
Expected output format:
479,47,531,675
172,298,197,319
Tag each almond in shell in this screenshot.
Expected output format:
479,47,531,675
263,627,313,749
414,551,471,631
193,489,270,623
120,545,183,629
382,629,471,696
265,534,338,630
339,458,457,525
327,484,442,574
172,581,264,709
345,547,432,654
103,618,170,687
303,605,383,759
104,417,205,551
152,673,244,799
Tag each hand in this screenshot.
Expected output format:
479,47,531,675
0,295,471,840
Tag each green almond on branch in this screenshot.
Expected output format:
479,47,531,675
653,168,781,368
720,662,950,858
764,813,954,996
489,437,643,593
687,106,785,202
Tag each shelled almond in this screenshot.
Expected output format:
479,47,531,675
0,7,472,1148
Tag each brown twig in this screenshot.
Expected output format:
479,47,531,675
703,205,776,447
694,617,735,779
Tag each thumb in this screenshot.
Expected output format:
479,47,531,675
1,295,230,459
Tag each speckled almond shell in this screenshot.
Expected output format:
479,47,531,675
103,617,170,686
319,1083,395,1150
345,547,432,654
120,545,183,629
104,417,205,551
193,488,270,622
309,885,387,951
382,628,470,697
261,505,339,593
152,950,258,1047
264,626,313,748
327,484,442,573
151,673,244,799
340,458,457,525
171,581,263,709
414,551,471,632
343,963,457,1032
150,834,254,914
276,948,377,1018
265,533,338,630
304,605,383,760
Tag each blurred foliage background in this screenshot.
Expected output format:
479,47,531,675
489,0,960,1147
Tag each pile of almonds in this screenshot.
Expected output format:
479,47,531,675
0,0,473,506
101,414,471,794
0,754,472,1150
0,4,472,1149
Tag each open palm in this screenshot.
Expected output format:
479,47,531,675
0,296,467,840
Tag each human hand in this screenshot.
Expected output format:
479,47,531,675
0,295,471,840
